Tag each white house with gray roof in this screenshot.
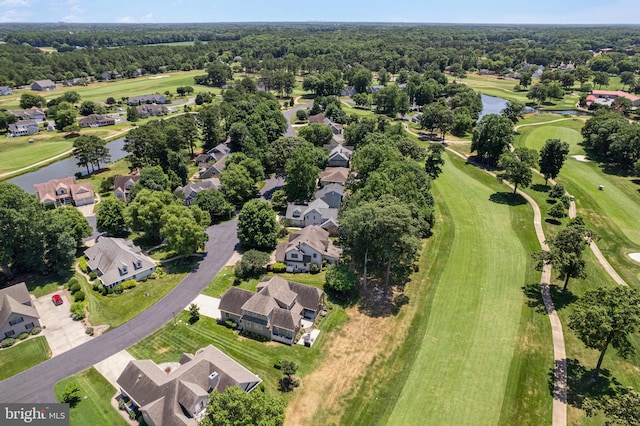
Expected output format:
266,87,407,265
84,237,156,288
284,198,338,232
275,225,342,273
117,345,261,426
0,282,40,339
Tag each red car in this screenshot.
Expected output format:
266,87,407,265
52,294,63,306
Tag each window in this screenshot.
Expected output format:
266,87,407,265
312,253,317,259
25,323,34,330
5,330,15,338
291,253,298,259
9,317,24,326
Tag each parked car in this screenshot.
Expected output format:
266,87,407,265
52,294,63,306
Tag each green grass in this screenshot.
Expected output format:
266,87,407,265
373,152,553,425
80,259,196,330
54,368,127,426
0,136,74,175
0,337,51,381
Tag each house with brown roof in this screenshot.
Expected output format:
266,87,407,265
0,283,40,339
34,177,94,207
78,114,116,128
30,79,56,91
85,237,156,289
591,90,640,107
319,167,350,187
117,345,261,426
113,174,140,201
219,276,325,344
275,225,342,273
175,179,220,206
136,104,168,118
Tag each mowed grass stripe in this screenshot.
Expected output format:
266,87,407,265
388,154,532,425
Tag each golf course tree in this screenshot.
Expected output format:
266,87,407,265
568,286,640,382
526,83,548,105
471,113,513,165
73,135,111,175
424,143,446,180
539,138,570,185
584,388,640,425
200,385,285,426
532,221,597,292
501,100,526,124
95,198,128,237
237,199,279,252
195,62,233,87
420,101,453,140
497,147,538,194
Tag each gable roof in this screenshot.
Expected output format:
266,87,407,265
0,283,39,328
31,79,55,89
218,287,254,316
176,179,221,201
258,276,324,312
329,145,352,160
315,183,344,199
113,175,140,193
84,237,156,287
319,167,350,185
276,225,342,262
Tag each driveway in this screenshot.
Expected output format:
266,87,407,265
94,350,136,389
184,295,221,320
33,292,92,357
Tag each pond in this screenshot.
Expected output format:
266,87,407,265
8,137,128,193
479,94,588,120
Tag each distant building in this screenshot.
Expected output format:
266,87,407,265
175,179,221,206
128,94,167,106
590,90,640,107
136,104,167,118
101,70,121,81
78,114,116,128
7,107,46,122
34,177,94,207
0,86,12,96
30,79,56,91
7,120,39,138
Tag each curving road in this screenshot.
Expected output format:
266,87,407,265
282,100,313,137
0,218,239,403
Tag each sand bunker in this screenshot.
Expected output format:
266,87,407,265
149,75,169,79
629,253,640,263
572,155,590,162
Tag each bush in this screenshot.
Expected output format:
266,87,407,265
548,202,567,219
560,195,571,209
70,302,85,320
69,283,81,294
224,319,238,330
67,277,79,288
113,285,124,295
77,258,88,273
273,359,282,369
85,327,94,336
88,271,98,280
74,291,85,302
272,262,286,273
325,264,358,296
235,250,270,279
309,263,320,274
2,338,16,348
18,332,29,340
122,280,137,290
30,326,42,335
548,183,565,199
62,383,81,406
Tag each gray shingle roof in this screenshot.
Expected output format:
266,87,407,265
84,237,156,287
218,287,254,316
0,283,39,329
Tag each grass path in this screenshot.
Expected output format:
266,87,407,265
388,152,548,425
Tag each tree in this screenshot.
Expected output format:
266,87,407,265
194,189,234,221
126,189,174,243
568,286,640,382
298,123,333,147
611,97,633,115
420,102,453,139
527,83,548,105
619,71,636,91
188,303,200,322
220,163,256,207
73,135,110,174
548,183,566,199
352,92,369,107
234,249,270,279
126,106,139,122
539,138,570,185
48,206,92,247
267,137,323,177
324,264,357,296
200,386,285,426
55,108,77,131
584,389,640,426
280,360,299,391
548,202,567,219
20,93,45,109
593,71,610,88
61,383,81,406
574,66,592,84
424,143,446,180
160,205,208,255
204,62,233,87
532,223,595,291
237,199,279,252
284,147,321,203
501,100,526,124
270,189,288,212
519,72,533,89
498,148,537,194
96,198,128,237
471,114,513,165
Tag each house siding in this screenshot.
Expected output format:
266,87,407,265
1,314,40,339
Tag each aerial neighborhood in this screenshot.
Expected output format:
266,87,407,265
1,16,640,426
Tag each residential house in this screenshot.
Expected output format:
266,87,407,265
340,86,356,97
7,120,39,138
198,157,227,179
34,177,94,207
591,90,640,107
314,183,344,209
63,78,88,87
0,86,12,96
113,175,140,201
0,283,40,339
78,114,116,128
327,145,352,168
284,199,339,233
478,69,497,75
175,179,220,206
131,68,144,78
308,113,328,124
197,143,231,179
275,225,342,273
136,104,167,118
30,79,56,91
8,107,46,122
219,276,325,344
85,237,156,289
319,167,349,187
370,85,385,93
101,70,122,81
128,94,168,106
117,345,261,426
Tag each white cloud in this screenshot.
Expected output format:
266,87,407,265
117,12,154,23
0,0,30,6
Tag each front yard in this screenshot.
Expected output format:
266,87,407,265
0,336,51,381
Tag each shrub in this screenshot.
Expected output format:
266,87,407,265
272,262,286,273
309,263,320,274
548,202,567,219
77,258,88,273
548,183,565,199
122,280,137,290
149,272,159,280
18,332,29,340
274,359,282,369
100,285,107,296
325,264,358,296
118,399,126,411
560,195,571,209
88,271,98,280
235,250,270,279
62,383,81,406
30,326,42,335
74,291,85,302
70,302,85,320
113,285,124,295
1,338,16,348
69,283,81,294
224,319,238,330
67,277,79,288
85,327,94,336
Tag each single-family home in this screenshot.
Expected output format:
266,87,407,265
117,345,261,426
136,104,167,118
128,94,168,106
0,282,40,339
8,107,46,122
34,177,94,207
370,85,385,93
131,68,144,78
340,86,356,97
284,199,339,232
314,183,344,209
219,276,325,344
175,179,221,206
319,167,349,187
197,144,231,179
275,225,342,273
84,237,156,289
327,145,352,168
113,175,140,201
78,114,116,128
101,70,122,81
7,120,39,138
30,79,56,91
0,86,12,96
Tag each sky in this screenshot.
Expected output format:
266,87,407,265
1,0,639,24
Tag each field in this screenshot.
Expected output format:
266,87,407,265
54,368,127,426
0,337,51,381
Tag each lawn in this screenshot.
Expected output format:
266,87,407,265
79,258,196,330
379,152,552,425
514,119,640,287
0,135,74,175
0,337,51,381
54,367,127,426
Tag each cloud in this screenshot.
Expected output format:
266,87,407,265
117,12,154,23
0,8,30,22
0,0,30,6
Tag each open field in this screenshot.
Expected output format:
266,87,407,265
54,367,127,426
0,337,51,381
514,119,640,287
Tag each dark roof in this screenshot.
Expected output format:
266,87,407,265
258,276,324,312
218,287,254,316
271,307,300,331
113,175,140,192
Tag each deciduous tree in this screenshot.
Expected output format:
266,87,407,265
200,386,285,426
96,198,128,237
471,114,513,165
539,138,570,185
237,199,279,252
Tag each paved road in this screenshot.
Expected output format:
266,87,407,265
282,100,313,137
0,218,239,403
260,175,284,200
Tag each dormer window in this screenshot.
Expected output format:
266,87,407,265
133,259,142,270
292,209,301,218
118,262,128,276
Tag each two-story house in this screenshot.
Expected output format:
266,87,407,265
34,177,94,207
7,120,39,138
84,237,156,289
275,226,342,273
113,175,141,201
0,283,40,339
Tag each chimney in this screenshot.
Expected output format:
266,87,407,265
208,372,219,391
